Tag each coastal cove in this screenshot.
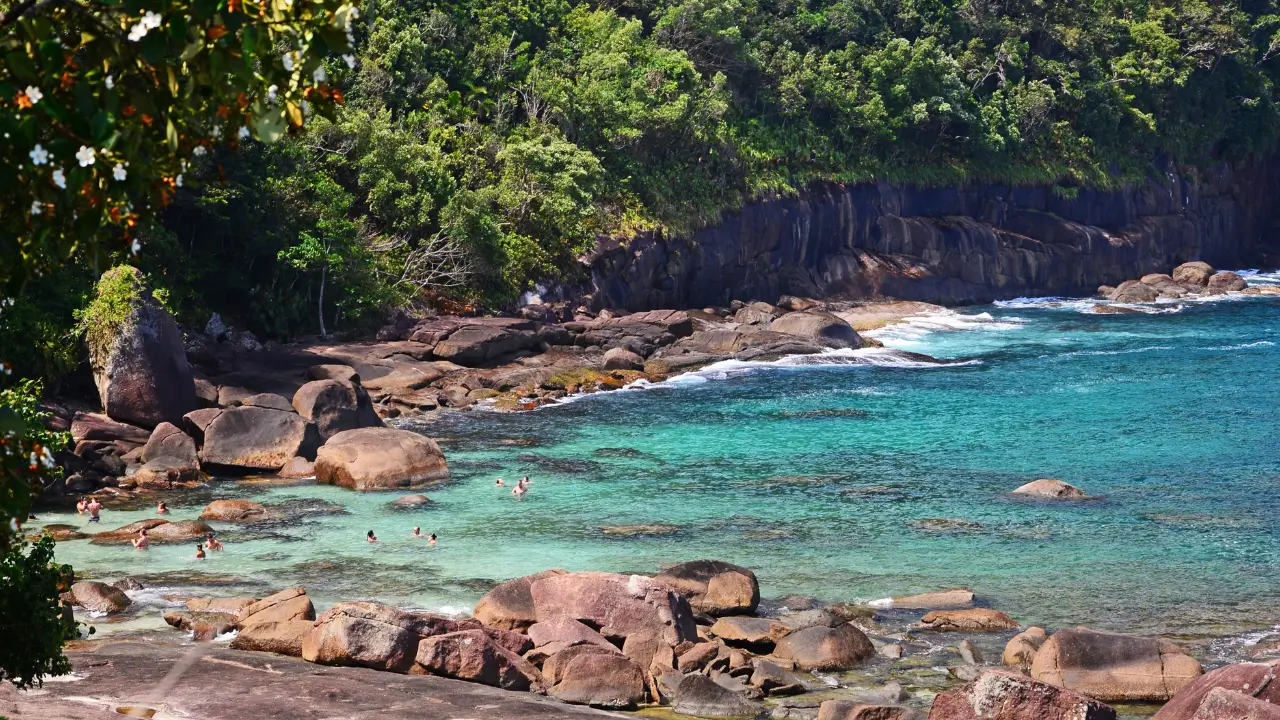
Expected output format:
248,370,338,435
43,275,1280,679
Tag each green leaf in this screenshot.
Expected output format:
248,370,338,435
4,51,39,85
254,106,287,142
181,41,203,62
166,117,178,151
90,111,115,144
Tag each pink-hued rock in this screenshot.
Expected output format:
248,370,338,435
547,650,646,709
313,428,449,490
928,670,1116,720
1152,659,1280,720
1031,627,1202,702
1188,688,1280,720
774,624,875,671
473,569,568,631
654,559,760,616
414,629,541,691
528,571,698,646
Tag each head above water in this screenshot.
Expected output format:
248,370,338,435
367,530,375,539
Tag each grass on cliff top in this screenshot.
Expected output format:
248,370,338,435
76,265,169,366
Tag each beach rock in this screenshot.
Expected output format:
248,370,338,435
415,629,541,691
199,499,269,522
774,624,875,671
389,494,432,508
34,524,88,541
278,456,315,478
528,571,698,646
71,412,151,444
314,428,450,490
88,268,198,427
776,608,841,631
1011,479,1086,499
881,644,904,659
928,670,1116,720
751,658,808,695
958,639,983,665
886,588,974,609
1151,659,1280,720
711,616,792,647
734,301,782,325
242,393,295,412
673,672,765,718
242,587,315,626
181,408,222,444
88,518,170,544
547,649,646,708
543,644,625,684
769,310,863,348
432,320,541,366
1030,627,1202,702
1206,271,1247,294
140,422,199,467
112,578,145,592
473,569,568,631
602,347,644,370
819,702,926,720
302,601,421,673
230,620,312,657
292,379,382,441
201,406,321,471
1173,262,1215,286
1109,280,1159,303
132,454,202,488
919,609,1019,632
164,610,238,640
528,616,616,650
1003,627,1047,673
70,581,132,614
187,597,257,616
1186,687,1280,720
654,560,760,616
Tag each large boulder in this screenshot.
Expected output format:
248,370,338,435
1172,262,1215,287
528,616,616,650
473,569,568,631
528,571,698,646
1151,659,1280,720
1011,479,1086,499
241,587,315,626
602,347,644,370
70,412,151,444
230,620,312,657
1186,688,1280,720
1003,627,1047,673
314,428,450,490
820,702,925,720
70,581,131,614
86,266,197,427
673,672,765,718
200,406,321,471
886,588,974,609
654,560,760,616
187,597,257,615
769,310,863,348
301,602,423,673
774,624,875,671
139,422,198,466
291,379,382,441
147,520,215,543
710,616,792,648
1109,280,1159,303
431,319,540,366
132,454,202,488
88,518,170,545
928,670,1116,720
919,609,1019,631
1030,627,1202,702
546,648,646,708
415,629,541,691
199,499,270,522
1206,271,1247,294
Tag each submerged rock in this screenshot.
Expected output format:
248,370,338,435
919,609,1019,632
1011,479,1088,499
200,499,270,522
884,588,974,609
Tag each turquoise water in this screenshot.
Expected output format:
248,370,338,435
45,275,1280,653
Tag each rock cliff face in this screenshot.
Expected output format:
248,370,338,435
586,161,1280,309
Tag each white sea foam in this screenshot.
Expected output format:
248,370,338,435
867,309,1025,346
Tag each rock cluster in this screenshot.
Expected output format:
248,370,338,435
1098,262,1249,303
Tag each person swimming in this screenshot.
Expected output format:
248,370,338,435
412,527,422,538
204,533,223,551
495,477,504,487
76,498,88,515
367,530,378,543
156,500,169,515
132,528,149,550
521,475,530,488
86,498,102,522
428,533,437,546
512,483,526,498
195,544,206,559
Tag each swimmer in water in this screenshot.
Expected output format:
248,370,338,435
204,533,223,551
87,497,102,522
195,544,206,559
132,528,149,549
156,500,169,515
76,498,88,514
495,477,504,487
412,527,422,538
512,483,526,499
367,530,378,543
428,533,437,546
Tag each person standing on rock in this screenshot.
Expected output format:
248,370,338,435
87,497,102,522
132,528,149,550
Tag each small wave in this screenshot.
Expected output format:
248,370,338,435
693,347,980,374
1203,340,1276,351
867,309,1025,346
1055,345,1174,358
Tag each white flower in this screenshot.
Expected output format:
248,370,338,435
192,146,207,157
267,84,278,103
343,54,356,69
175,174,183,187
238,126,251,139
24,86,42,104
40,445,55,468
181,159,188,171
347,30,356,46
130,238,141,255
142,10,162,28
29,143,48,165
210,125,222,139
52,168,66,189
301,99,310,117
75,145,95,166
105,74,114,89
282,53,295,72
30,200,41,215
313,66,327,83
128,22,148,42
112,162,127,181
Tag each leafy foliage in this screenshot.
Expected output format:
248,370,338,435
0,535,77,690
0,379,66,551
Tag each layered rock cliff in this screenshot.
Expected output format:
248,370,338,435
585,160,1280,309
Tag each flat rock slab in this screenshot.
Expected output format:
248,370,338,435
0,641,626,720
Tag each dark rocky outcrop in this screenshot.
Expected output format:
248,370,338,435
291,379,383,441
585,166,1280,310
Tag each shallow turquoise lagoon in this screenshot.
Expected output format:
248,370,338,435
46,276,1280,651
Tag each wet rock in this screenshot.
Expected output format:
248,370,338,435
928,670,1116,720
655,560,760,616
958,640,983,665
148,520,216,543
89,518,170,545
389,494,432,508
199,499,270,522
473,569,568,631
1109,280,1159,303
910,518,985,534
292,379,383,441
601,523,680,537
1150,659,1280,720
1030,627,1202,702
187,597,257,616
416,629,542,691
751,658,808,695
71,580,131,614
673,672,765,718
302,601,422,673
277,456,315,478
774,624,875,671
547,649,646,709
769,310,863,348
314,428,450,490
113,578,145,592
529,571,698,647
1173,261,1215,286
880,644,904,659
230,620,312,657
1003,627,1046,673
1207,271,1247,294
919,609,1019,632
34,524,88,541
88,268,197,427
949,666,982,682
818,702,925,720
885,588,974,609
164,610,238,640
1011,479,1087,499
710,616,792,648
201,406,321,471
602,347,644,370
242,587,316,626
1186,687,1280,720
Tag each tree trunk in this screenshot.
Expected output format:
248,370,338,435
318,265,327,339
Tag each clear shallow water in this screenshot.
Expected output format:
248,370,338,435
45,276,1280,655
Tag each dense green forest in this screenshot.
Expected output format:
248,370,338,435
10,0,1280,381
